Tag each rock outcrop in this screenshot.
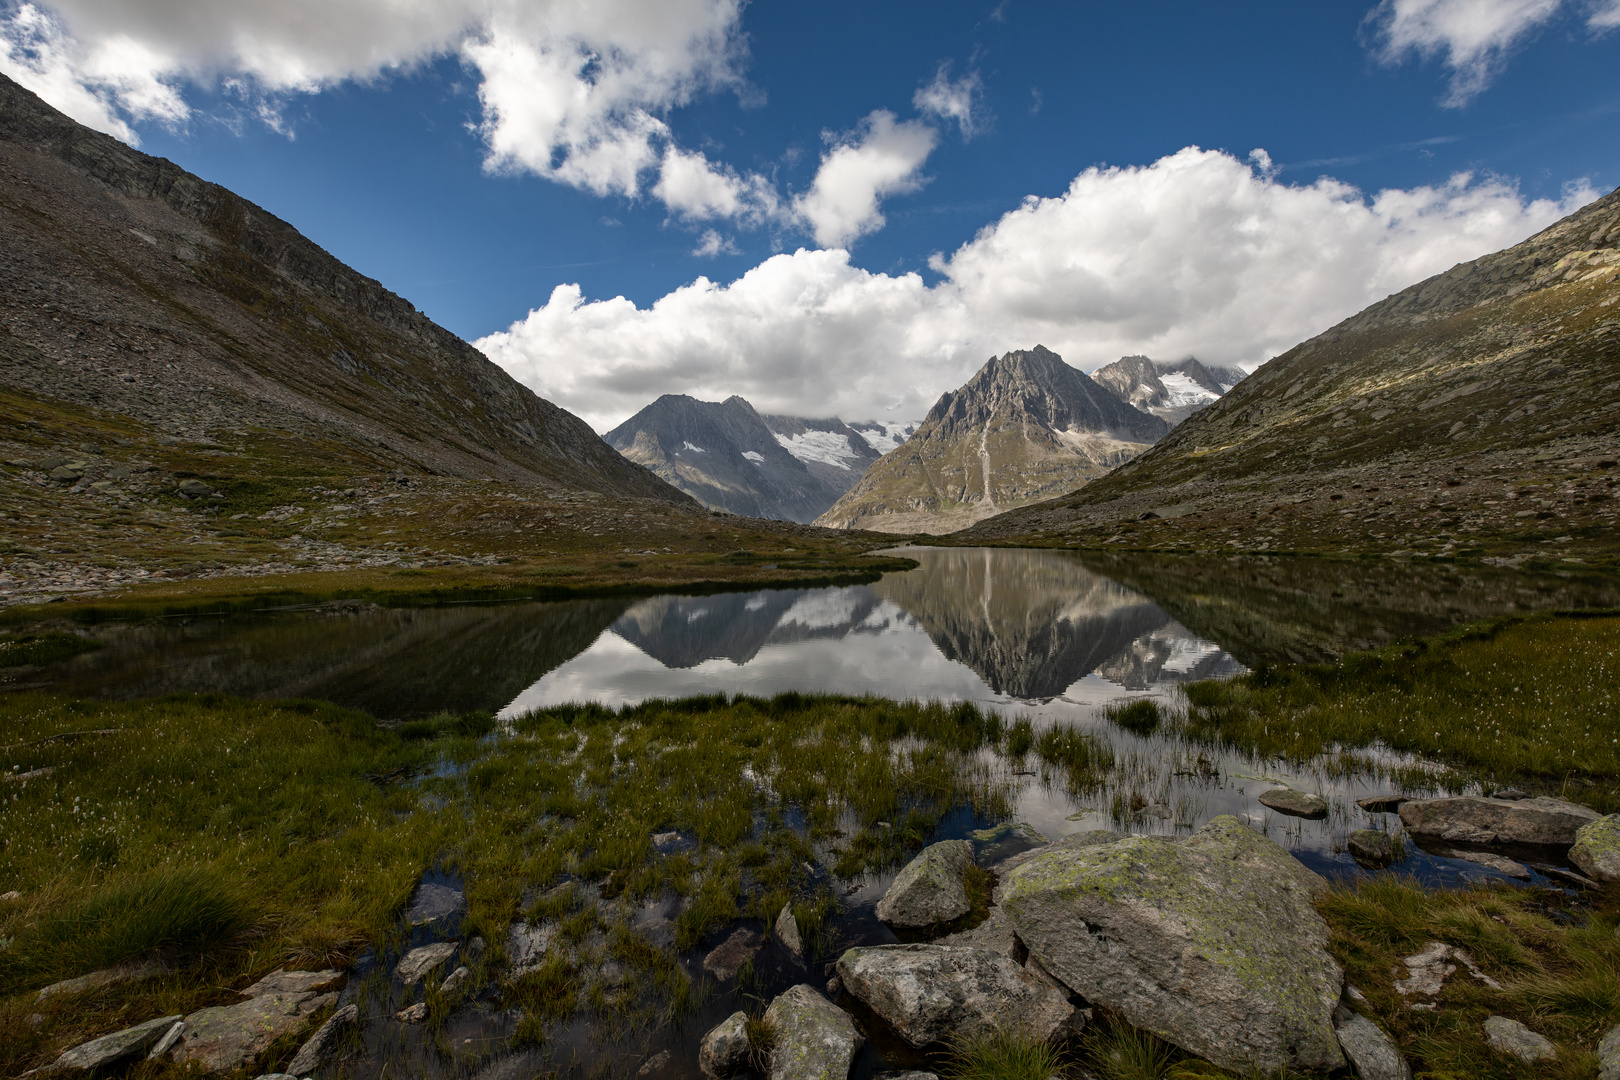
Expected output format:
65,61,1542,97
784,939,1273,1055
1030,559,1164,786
835,944,1073,1046
1398,795,1600,847
817,346,1169,535
763,985,862,1080
875,840,974,928
1571,815,1620,882
999,816,1343,1074
35,1014,182,1072
171,970,344,1073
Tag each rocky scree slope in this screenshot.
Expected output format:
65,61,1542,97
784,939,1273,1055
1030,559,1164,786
1092,355,1247,425
605,394,868,522
959,188,1620,562
0,73,680,502
817,346,1169,535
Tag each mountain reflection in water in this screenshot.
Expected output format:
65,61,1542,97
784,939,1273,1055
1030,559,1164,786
503,547,1244,717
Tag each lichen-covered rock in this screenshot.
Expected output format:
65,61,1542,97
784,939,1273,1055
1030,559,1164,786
1334,1008,1412,1080
1000,815,1342,1075
836,944,1072,1047
764,984,862,1080
43,1014,182,1071
1571,815,1620,882
1598,1022,1620,1080
1483,1015,1555,1062
777,902,805,960
397,942,458,985
1398,795,1599,846
286,1003,358,1076
876,840,973,928
985,830,1120,879
699,1010,751,1078
935,906,1025,962
174,991,337,1073
1259,788,1328,819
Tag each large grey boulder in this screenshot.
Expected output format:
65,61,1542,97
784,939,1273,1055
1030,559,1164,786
286,1002,358,1076
699,1010,751,1078
876,840,973,928
935,906,1025,962
1398,795,1599,847
1334,1007,1411,1080
1598,1022,1620,1080
835,943,1072,1047
763,984,862,1080
1483,1015,1555,1062
172,970,344,1073
39,1014,182,1071
1000,815,1343,1075
1571,815,1620,882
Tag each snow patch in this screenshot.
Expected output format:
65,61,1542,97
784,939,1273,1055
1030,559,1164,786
774,430,863,470
850,420,918,454
1157,372,1220,409
742,450,764,464
682,441,706,453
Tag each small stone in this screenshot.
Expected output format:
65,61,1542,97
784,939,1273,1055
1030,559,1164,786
703,928,763,980
875,839,973,928
177,479,215,497
699,1011,751,1078
396,942,458,985
1483,1015,1555,1062
637,1050,671,1077
1334,1008,1411,1080
1259,787,1329,819
1347,830,1398,866
397,1002,429,1023
287,1003,358,1075
46,1014,183,1071
776,902,804,961
1491,788,1531,800
1570,815,1620,883
1356,795,1407,813
438,966,471,995
826,976,842,997
0,890,20,902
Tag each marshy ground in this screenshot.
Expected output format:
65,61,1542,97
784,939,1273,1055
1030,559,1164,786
2,611,1618,1078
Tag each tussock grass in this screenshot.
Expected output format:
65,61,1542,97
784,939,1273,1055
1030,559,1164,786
1107,699,1163,737
1035,723,1116,791
947,1028,1066,1080
1180,613,1620,809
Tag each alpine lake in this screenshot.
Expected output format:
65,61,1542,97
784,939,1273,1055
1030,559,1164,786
7,547,1620,1080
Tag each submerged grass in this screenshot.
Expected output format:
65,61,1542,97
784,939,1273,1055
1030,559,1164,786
1179,612,1620,810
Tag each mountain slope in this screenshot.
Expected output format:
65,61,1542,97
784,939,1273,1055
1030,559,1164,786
816,346,1170,534
0,72,679,503
959,188,1620,562
1092,356,1247,425
604,395,856,521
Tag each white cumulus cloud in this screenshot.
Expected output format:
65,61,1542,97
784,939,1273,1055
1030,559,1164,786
477,146,1597,431
1367,0,1616,105
791,110,938,248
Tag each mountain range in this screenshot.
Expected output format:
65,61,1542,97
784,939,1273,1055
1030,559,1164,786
1092,356,1247,425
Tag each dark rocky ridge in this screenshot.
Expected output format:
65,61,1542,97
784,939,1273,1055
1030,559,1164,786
605,394,855,521
0,72,682,502
817,346,1170,534
958,188,1620,559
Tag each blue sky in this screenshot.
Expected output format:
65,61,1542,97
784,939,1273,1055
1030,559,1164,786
4,0,1617,427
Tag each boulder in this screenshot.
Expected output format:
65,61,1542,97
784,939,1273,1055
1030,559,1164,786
1347,830,1399,867
935,906,1025,962
764,985,862,1080
1571,815,1620,882
174,989,338,1072
1258,787,1328,819
703,928,763,980
967,822,1049,868
242,970,345,998
1482,1016,1555,1063
776,903,805,960
1598,1023,1620,1080
836,944,1072,1047
876,840,973,928
286,1003,358,1076
41,1014,182,1071
1333,1007,1412,1080
699,1010,751,1077
178,479,215,497
1000,815,1343,1074
985,830,1120,879
397,942,458,985
1398,795,1599,847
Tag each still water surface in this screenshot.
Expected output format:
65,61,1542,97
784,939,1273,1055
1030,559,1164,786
19,547,1620,886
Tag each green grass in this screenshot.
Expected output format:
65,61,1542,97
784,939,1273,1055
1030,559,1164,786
1179,612,1620,811
0,631,99,668
947,1028,1066,1080
1108,699,1163,737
